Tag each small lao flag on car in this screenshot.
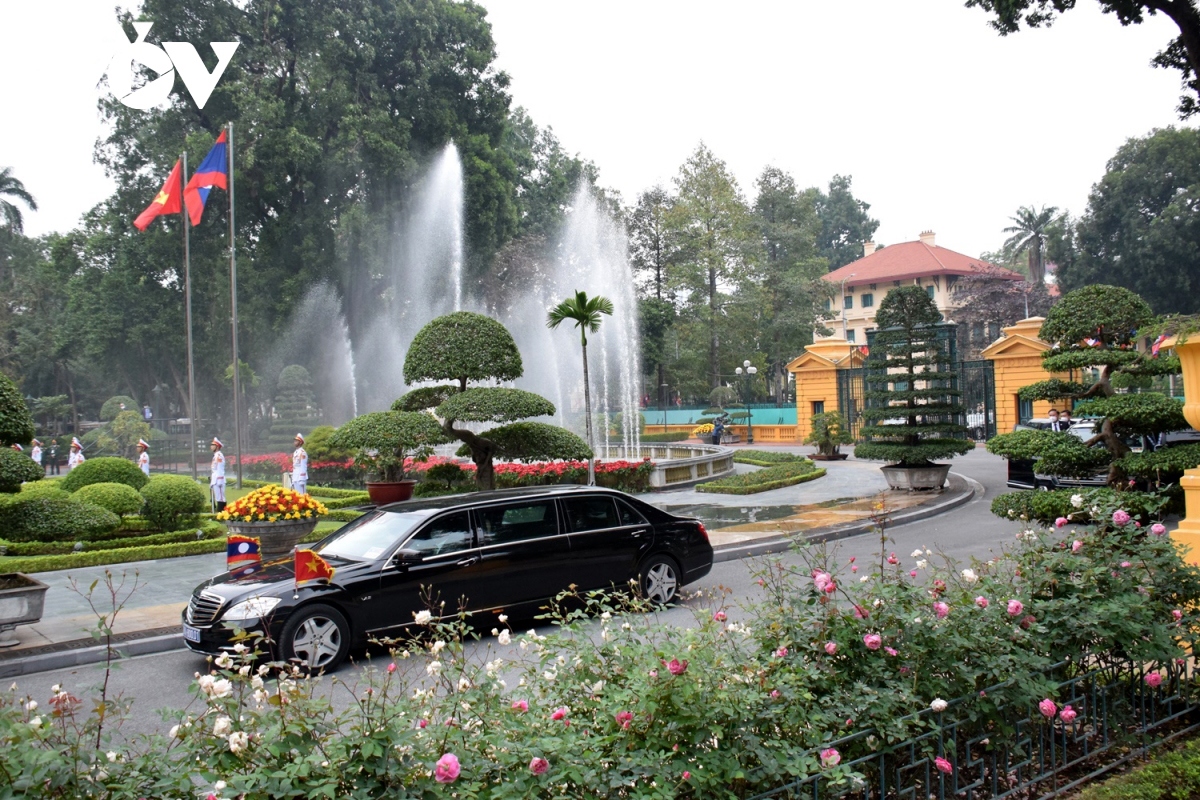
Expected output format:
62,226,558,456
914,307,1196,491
294,549,335,589
227,534,262,574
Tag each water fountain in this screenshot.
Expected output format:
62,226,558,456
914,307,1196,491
267,281,358,426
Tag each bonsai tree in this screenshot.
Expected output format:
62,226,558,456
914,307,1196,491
804,411,854,457
328,411,447,482
547,290,614,485
0,371,35,447
398,311,592,490
269,365,321,448
987,285,1187,487
854,286,974,468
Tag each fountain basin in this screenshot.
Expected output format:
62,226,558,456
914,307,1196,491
595,444,736,490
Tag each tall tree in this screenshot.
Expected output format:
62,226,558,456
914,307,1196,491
670,144,757,388
627,187,680,401
808,175,880,270
1062,127,1200,314
0,168,36,235
502,107,602,239
547,291,614,486
951,264,1055,357
966,0,1200,118
1002,205,1060,285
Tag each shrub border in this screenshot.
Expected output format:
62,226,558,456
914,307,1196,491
697,466,826,495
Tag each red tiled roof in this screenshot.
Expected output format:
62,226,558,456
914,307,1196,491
824,240,1022,287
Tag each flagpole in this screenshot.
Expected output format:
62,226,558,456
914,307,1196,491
228,122,243,490
182,148,199,481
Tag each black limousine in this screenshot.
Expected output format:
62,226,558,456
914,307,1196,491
184,485,714,671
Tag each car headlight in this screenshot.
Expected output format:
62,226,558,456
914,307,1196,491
222,596,281,621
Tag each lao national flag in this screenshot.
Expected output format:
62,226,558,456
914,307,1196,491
133,160,183,231
294,549,335,588
184,130,228,226
226,533,261,573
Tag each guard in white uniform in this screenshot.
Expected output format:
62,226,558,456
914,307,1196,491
67,437,85,470
29,439,42,472
292,433,309,495
210,437,226,512
136,439,150,477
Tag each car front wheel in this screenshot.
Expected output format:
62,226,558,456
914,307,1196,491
638,555,680,605
280,603,349,673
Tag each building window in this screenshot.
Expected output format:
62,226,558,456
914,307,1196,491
861,293,874,308
843,295,853,310
869,283,877,291
824,298,831,311
846,329,856,343
812,401,824,416
926,286,935,299
893,280,901,287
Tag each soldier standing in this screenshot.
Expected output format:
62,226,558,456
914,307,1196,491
210,437,226,512
29,439,42,473
292,433,309,495
67,437,85,471
136,439,150,477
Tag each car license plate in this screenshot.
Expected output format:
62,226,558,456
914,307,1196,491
183,624,201,643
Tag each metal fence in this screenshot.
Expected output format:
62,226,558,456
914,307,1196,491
747,658,1200,800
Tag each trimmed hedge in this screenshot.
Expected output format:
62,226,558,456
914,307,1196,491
990,488,1170,524
19,480,69,500
140,475,208,530
61,457,149,492
697,461,825,495
0,521,224,556
0,496,121,543
732,450,807,467
0,448,44,493
72,482,144,516
327,509,366,523
320,493,371,509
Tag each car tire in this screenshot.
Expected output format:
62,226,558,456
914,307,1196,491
1035,482,1053,492
280,603,350,673
637,555,681,605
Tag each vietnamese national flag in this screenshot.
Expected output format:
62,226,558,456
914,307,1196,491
133,160,183,231
294,549,335,588
184,130,229,226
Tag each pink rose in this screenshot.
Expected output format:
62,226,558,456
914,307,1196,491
529,757,549,775
418,718,428,728
387,662,396,673
615,711,633,729
1120,561,1132,568
851,565,858,573
1059,705,1077,724
682,771,691,780
820,748,841,768
1039,698,1057,718
770,689,780,698
774,646,789,658
664,658,688,676
550,706,569,721
1072,540,1083,553
849,556,856,563
885,646,898,656
813,571,833,592
910,570,919,578
713,611,726,622
1055,517,1068,528
1113,510,1131,526
434,753,460,784
887,552,899,565
824,641,838,655
1173,609,1183,622
1007,599,1024,616
863,633,882,650
854,605,869,619
1152,523,1167,536
1146,672,1163,688
511,699,528,712
934,602,950,619
934,756,953,774
649,669,658,678
975,596,989,609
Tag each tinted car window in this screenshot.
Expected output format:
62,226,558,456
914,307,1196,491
316,510,425,561
475,501,558,545
616,499,647,526
563,497,620,532
403,511,473,558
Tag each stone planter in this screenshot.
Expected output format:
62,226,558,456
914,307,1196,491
225,518,320,561
810,453,849,462
366,480,417,506
881,463,951,492
0,573,48,647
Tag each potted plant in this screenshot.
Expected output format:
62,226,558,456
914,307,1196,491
854,286,973,490
804,411,853,461
0,573,49,647
329,410,448,504
216,485,330,560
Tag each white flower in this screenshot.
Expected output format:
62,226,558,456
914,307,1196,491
859,575,870,583
214,781,227,792
916,559,928,570
197,674,215,694
430,640,445,654
913,617,923,625
498,630,511,646
24,700,36,712
212,715,232,737
925,548,932,556
1071,494,1084,509
251,675,264,691
232,643,248,654
215,652,234,669
600,611,612,621
169,725,181,739
543,669,557,683
911,549,923,558
212,679,233,698
600,628,611,642
50,684,60,694
590,680,605,695
457,677,471,692
257,664,271,677
1008,509,1016,518
930,698,948,713
253,689,269,705
28,716,41,728
413,610,433,625
426,660,442,676
106,751,118,763
229,731,249,755
238,665,251,677
490,628,498,636
498,614,508,623
961,569,978,584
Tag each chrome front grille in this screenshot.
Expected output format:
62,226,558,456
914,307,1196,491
187,591,225,627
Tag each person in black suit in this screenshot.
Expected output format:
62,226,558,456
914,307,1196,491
1060,409,1072,430
1048,409,1062,432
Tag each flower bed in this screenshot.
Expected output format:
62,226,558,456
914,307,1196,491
732,449,808,467
240,453,358,485
697,460,824,494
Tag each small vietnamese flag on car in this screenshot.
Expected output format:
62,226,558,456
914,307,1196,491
294,549,335,588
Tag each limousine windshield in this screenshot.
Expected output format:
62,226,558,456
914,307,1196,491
315,509,429,561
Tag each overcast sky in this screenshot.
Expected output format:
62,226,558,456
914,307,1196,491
1,0,1192,258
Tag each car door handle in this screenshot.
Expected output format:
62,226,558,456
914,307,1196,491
456,556,479,567
631,530,648,538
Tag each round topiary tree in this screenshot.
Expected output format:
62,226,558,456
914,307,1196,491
854,286,974,475
328,411,448,482
398,311,592,490
0,497,121,542
0,447,45,493
62,457,149,493
99,395,138,422
72,482,145,516
0,371,35,447
269,365,321,449
140,475,208,531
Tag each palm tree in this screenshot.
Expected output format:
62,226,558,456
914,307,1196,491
0,168,37,234
1002,205,1059,285
547,290,614,486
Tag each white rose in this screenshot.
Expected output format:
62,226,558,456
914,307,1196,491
860,575,869,583
50,684,60,694
916,560,928,570
24,700,36,712
911,549,923,558
497,614,508,623
543,669,557,683
212,716,232,737
232,643,249,654
430,640,445,654
251,675,264,691
498,630,511,646
238,665,251,677
930,698,948,713
169,725,181,739
28,716,41,728
214,653,234,669
253,689,269,705
413,610,433,625
426,661,442,676
961,569,978,584
197,675,216,695
215,781,227,791
1071,494,1084,509
212,679,233,698
591,680,605,695
229,731,249,755
600,611,612,621
106,751,118,763
457,677,471,691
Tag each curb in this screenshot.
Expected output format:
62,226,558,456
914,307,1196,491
0,473,981,677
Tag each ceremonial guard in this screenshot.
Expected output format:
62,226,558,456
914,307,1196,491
29,439,42,472
210,438,226,512
292,433,308,495
136,439,150,477
67,437,85,471
9,444,21,453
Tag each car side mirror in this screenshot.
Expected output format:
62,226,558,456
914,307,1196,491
391,549,423,567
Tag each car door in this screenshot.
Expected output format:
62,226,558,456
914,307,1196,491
560,494,651,592
472,498,571,610
363,510,484,636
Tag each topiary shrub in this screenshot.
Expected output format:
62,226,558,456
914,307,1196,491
99,395,138,422
73,482,144,516
0,372,34,447
61,457,149,493
424,462,467,488
19,481,70,501
304,425,352,462
140,475,208,531
0,448,43,493
0,496,121,543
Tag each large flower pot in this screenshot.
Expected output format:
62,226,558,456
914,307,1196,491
225,518,320,561
0,573,49,647
810,453,849,462
1165,337,1200,560
366,480,417,506
881,464,951,492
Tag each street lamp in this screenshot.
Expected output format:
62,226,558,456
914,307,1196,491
659,382,669,432
840,273,857,339
735,360,758,444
